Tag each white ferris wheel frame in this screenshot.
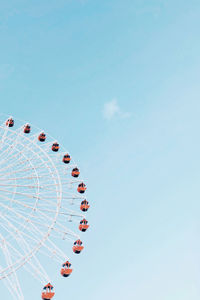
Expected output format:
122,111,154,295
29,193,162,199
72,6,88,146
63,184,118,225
0,114,88,300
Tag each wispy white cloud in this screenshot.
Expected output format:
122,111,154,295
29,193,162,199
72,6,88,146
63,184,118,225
103,99,131,120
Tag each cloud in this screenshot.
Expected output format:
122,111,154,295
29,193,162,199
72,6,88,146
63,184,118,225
103,99,131,120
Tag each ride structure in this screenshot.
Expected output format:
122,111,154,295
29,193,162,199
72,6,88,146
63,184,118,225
0,115,90,300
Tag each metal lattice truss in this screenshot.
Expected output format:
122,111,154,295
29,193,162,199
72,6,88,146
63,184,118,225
0,114,88,299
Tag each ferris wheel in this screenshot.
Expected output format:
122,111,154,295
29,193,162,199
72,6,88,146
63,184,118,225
0,114,90,300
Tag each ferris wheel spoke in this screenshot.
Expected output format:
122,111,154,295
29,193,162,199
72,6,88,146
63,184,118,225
25,207,80,239
0,124,15,147
1,214,45,248
42,141,55,151
40,238,68,263
0,138,47,173
60,207,85,218
2,213,69,265
38,206,84,219
0,215,50,284
0,194,63,253
23,258,50,286
0,126,25,164
7,129,63,180
41,194,85,207
38,214,80,239
0,125,9,150
0,234,24,300
39,249,63,264
0,162,48,178
0,221,36,261
0,183,63,193
0,174,50,181
0,133,60,187
0,194,38,214
0,201,52,241
0,182,39,188
0,151,38,176
26,207,79,241
0,188,40,200
25,256,50,284
0,141,42,220
1,239,48,288
0,214,43,245
2,271,24,300
1,148,47,172
0,193,61,218
2,276,20,300
0,199,60,233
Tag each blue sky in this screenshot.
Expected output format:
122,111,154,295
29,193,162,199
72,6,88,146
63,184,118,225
0,0,200,299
